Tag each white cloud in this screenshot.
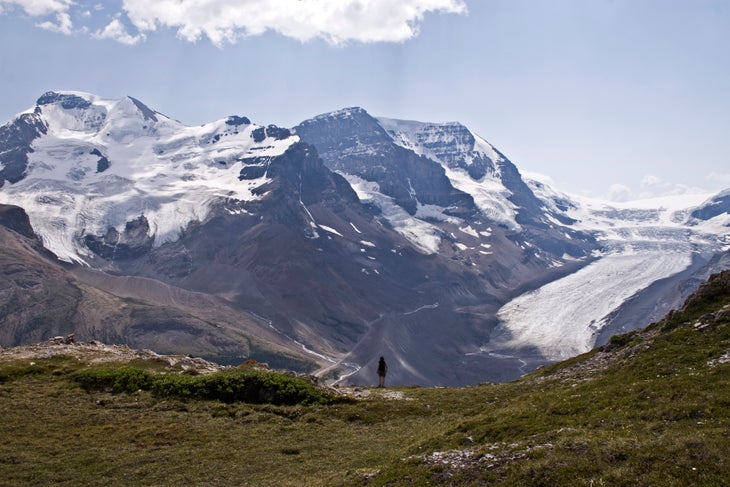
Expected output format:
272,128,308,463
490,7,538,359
36,11,72,33
93,17,145,45
119,0,467,46
641,174,663,188
707,171,730,187
637,174,707,199
607,183,632,202
1,0,467,46
0,0,73,16
2,0,74,33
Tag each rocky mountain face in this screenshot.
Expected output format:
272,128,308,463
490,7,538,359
0,92,728,386
691,190,730,222
0,204,318,370
294,108,593,257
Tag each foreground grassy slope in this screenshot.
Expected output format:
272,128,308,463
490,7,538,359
1,271,729,486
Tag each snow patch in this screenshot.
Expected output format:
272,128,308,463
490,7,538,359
459,225,479,237
318,224,343,237
443,165,519,230
342,173,442,254
414,202,461,223
377,116,518,230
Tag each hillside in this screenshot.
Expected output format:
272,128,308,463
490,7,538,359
1,270,728,485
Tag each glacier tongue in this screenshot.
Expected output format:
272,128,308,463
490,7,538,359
494,244,693,360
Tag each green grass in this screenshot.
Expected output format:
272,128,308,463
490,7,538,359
0,362,450,486
1,273,729,485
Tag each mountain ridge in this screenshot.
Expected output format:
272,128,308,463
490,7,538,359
0,91,728,386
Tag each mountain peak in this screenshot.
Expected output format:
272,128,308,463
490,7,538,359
0,91,300,263
36,91,93,110
127,96,159,122
376,116,503,172
33,92,171,128
296,107,381,131
318,106,370,119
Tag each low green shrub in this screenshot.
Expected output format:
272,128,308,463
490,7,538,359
70,367,338,406
150,369,336,405
0,363,46,384
0,356,77,384
603,330,642,351
71,366,153,393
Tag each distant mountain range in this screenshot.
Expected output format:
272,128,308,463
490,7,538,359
0,91,728,385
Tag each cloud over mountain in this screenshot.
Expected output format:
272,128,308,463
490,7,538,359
0,0,467,46
0,0,72,16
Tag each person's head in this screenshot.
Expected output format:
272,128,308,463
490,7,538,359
379,356,385,362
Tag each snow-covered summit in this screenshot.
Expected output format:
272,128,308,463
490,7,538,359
32,91,178,139
0,91,298,263
375,116,526,232
376,117,503,174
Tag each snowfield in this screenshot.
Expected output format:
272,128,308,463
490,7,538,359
378,116,521,231
342,172,446,254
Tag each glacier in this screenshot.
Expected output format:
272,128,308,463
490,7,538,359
492,189,730,360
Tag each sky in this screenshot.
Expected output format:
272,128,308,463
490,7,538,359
0,0,728,201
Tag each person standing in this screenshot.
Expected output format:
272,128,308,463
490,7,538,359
377,356,388,388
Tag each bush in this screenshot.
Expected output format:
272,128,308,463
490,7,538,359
150,370,335,405
603,330,641,351
71,367,152,393
70,367,337,406
0,363,46,384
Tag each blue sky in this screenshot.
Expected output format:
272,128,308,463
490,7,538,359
1,0,728,200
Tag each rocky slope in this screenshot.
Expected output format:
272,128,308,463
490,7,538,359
0,204,317,370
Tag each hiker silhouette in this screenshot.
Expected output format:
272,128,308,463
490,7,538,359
376,356,388,387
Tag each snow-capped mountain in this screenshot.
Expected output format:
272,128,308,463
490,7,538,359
294,107,594,260
294,107,729,367
0,91,295,263
0,92,728,386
